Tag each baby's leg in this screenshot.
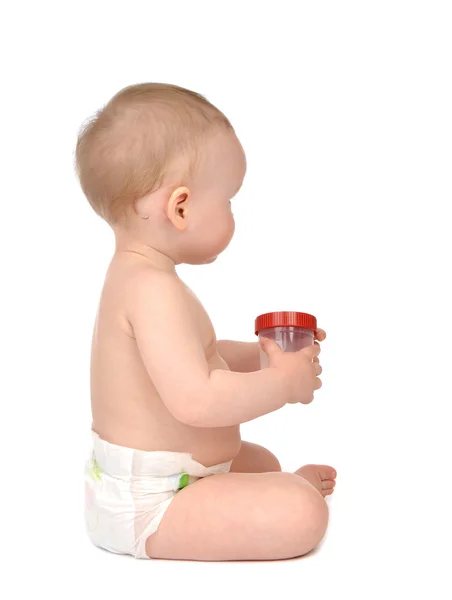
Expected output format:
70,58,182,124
230,441,282,473
231,442,337,497
146,471,328,561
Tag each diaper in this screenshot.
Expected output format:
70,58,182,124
84,431,232,559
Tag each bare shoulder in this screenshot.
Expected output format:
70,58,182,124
107,254,211,342
99,255,184,328
120,261,188,318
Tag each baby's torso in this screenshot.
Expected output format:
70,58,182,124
90,257,241,466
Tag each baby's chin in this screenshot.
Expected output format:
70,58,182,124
203,255,218,264
185,255,218,266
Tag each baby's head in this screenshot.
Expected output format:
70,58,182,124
75,83,246,264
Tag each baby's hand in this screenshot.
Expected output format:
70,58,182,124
259,338,322,405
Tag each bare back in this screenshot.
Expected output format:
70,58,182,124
90,253,241,466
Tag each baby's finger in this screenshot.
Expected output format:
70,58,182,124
301,393,314,405
315,328,326,341
259,337,283,358
300,343,320,358
314,363,322,376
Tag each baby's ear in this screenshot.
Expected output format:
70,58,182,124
166,186,190,231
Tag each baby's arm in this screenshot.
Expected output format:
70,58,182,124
217,340,260,373
127,272,291,428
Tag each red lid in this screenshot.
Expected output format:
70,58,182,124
255,311,317,335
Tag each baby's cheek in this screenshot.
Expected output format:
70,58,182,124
220,214,235,246
202,207,234,254
225,205,235,231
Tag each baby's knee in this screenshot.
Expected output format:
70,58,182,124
232,441,282,473
296,482,328,552
257,445,282,472
282,476,329,556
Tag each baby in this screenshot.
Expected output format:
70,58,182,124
76,83,336,561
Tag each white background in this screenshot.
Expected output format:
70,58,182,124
1,1,451,598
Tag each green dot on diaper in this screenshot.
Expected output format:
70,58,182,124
89,458,103,482
178,473,190,490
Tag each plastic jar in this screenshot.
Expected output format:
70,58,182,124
255,311,317,369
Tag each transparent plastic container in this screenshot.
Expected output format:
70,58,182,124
255,312,317,369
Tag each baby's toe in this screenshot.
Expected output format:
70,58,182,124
317,465,337,481
321,479,336,497
322,480,336,490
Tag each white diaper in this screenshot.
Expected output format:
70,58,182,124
84,431,232,559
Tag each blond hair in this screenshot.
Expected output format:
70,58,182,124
75,83,233,222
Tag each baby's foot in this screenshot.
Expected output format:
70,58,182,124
295,464,337,497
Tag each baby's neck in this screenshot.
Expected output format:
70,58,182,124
115,239,176,272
